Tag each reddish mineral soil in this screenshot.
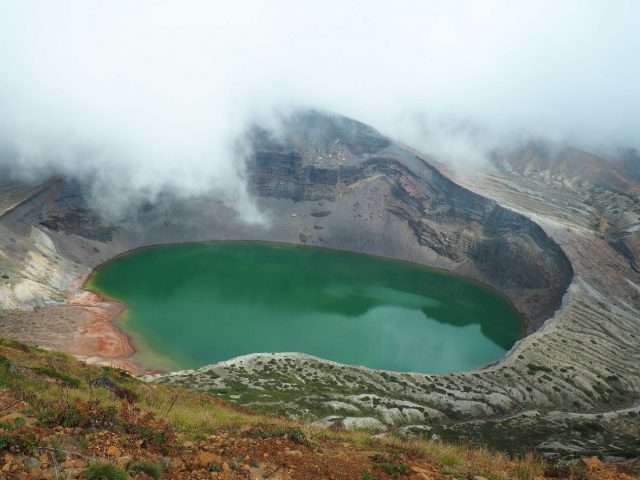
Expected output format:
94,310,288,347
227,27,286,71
67,290,139,373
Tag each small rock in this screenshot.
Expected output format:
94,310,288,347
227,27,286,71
182,440,195,449
473,476,489,480
42,467,57,480
90,375,117,391
63,467,85,478
115,456,133,468
581,457,603,470
222,462,231,472
161,456,173,471
23,457,42,470
28,467,44,478
342,416,385,431
171,457,185,471
106,446,121,457
193,451,222,468
60,459,85,469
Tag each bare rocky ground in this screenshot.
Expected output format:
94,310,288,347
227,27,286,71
0,111,639,457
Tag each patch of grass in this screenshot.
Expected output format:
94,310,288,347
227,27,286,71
83,462,128,480
0,337,555,480
0,354,12,369
3,338,31,352
127,460,163,479
38,399,118,428
253,425,287,439
31,366,81,388
373,462,408,475
544,459,587,478
513,452,545,480
437,452,462,467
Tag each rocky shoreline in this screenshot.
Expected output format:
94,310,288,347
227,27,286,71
67,290,138,373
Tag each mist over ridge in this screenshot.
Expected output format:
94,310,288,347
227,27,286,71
0,0,638,219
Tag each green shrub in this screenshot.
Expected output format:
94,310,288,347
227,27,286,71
207,462,222,472
128,460,163,479
0,419,40,453
287,427,309,446
31,366,81,388
373,462,409,475
38,400,118,429
0,355,12,369
83,462,128,480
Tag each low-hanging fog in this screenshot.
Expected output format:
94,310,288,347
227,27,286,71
0,0,638,220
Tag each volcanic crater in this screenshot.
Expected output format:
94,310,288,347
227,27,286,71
0,111,638,456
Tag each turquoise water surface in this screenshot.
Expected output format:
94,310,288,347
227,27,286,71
88,242,522,373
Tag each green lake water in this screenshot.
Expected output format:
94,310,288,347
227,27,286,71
87,242,522,373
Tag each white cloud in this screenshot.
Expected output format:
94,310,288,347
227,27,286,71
0,0,638,215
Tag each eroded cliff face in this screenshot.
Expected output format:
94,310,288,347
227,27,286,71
247,112,572,326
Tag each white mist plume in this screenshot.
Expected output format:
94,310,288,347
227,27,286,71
0,0,639,218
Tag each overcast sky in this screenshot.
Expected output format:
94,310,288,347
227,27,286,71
0,0,638,216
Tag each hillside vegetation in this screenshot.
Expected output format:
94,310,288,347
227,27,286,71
0,337,636,480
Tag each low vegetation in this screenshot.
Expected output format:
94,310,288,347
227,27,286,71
84,462,128,480
0,337,636,479
127,460,163,479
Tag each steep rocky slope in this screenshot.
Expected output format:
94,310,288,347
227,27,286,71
490,143,640,276
0,111,638,456
247,112,572,328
